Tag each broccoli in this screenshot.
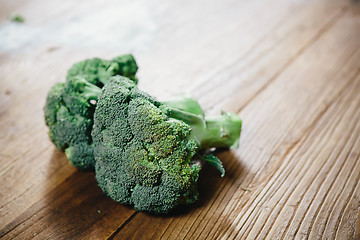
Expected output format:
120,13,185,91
44,55,138,170
92,76,242,214
8,13,25,23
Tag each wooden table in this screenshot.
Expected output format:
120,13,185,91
1,0,359,239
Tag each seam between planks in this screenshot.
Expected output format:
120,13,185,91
0,163,77,238
107,212,138,240
0,126,47,178
0,143,53,210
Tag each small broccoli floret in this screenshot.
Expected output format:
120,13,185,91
48,105,92,150
92,76,241,214
44,82,64,127
44,54,138,171
44,78,100,169
66,54,138,86
62,76,101,118
65,143,95,171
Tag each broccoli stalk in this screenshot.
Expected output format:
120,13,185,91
163,101,241,177
166,108,242,149
70,77,102,100
161,96,204,116
162,96,242,149
65,76,102,100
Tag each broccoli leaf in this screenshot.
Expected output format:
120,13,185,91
201,154,225,177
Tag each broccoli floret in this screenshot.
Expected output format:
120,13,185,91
44,82,64,127
62,76,101,118
66,54,138,86
43,55,138,171
92,76,242,214
65,143,95,171
48,104,92,150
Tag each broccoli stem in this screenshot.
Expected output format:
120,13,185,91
72,77,102,100
167,108,242,149
196,112,242,149
162,96,204,116
82,83,101,100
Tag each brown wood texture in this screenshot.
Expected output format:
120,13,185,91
1,0,360,239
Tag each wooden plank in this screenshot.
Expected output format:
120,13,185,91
0,0,359,239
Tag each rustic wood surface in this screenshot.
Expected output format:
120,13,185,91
1,0,360,239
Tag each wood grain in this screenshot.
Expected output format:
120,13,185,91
1,0,359,239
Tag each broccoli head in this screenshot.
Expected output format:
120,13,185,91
92,76,242,214
43,55,138,170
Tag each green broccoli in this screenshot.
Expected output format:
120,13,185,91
44,55,138,170
92,76,242,214
8,14,25,23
